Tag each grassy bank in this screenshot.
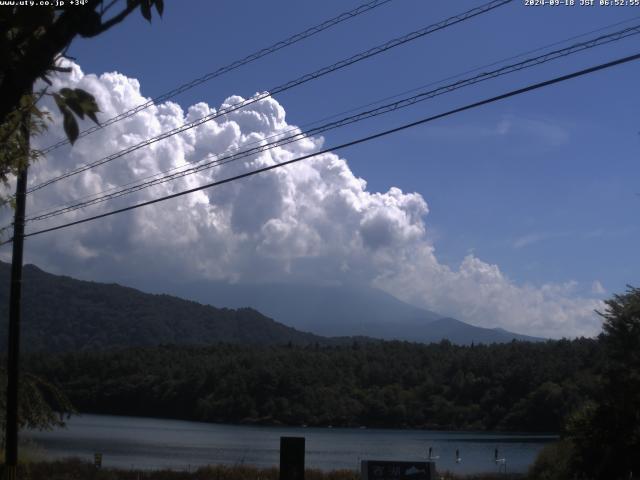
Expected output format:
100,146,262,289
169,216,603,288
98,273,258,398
11,458,526,480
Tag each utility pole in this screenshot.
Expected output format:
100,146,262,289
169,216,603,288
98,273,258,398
4,109,29,480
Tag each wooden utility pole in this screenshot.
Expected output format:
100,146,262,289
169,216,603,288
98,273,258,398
4,111,29,480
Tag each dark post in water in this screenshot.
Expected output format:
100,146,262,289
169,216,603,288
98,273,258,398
280,436,305,480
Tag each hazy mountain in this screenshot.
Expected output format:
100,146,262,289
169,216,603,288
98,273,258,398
145,279,544,344
0,261,542,350
0,262,338,352
422,317,542,344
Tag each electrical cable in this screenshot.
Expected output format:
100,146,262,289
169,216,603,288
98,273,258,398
27,0,513,194
25,22,640,222
24,13,640,220
39,0,395,153
2,50,635,245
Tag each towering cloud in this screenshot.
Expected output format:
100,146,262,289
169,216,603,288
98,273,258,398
0,62,603,338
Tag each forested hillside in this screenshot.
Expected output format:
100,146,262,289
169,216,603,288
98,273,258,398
26,338,600,432
0,261,539,349
0,262,337,350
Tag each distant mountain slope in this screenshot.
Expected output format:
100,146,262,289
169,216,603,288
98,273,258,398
146,280,544,344
0,262,330,352
0,261,542,350
161,281,441,337
424,317,543,345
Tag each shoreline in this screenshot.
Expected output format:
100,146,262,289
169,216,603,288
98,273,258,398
52,411,562,437
25,414,550,475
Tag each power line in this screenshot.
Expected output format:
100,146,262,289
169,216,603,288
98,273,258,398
4,51,637,245
24,14,640,221
342,13,640,114
25,22,640,223
31,0,511,192
39,0,395,154
27,0,513,194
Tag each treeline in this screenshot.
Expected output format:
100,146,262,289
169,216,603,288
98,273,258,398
25,338,601,432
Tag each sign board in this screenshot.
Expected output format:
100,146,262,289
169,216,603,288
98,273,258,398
94,453,102,468
280,436,305,480
361,460,436,480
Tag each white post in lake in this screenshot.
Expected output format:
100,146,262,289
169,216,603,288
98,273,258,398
494,448,506,473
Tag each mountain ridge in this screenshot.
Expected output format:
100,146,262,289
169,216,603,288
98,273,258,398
0,262,342,351
0,261,542,350
148,278,543,344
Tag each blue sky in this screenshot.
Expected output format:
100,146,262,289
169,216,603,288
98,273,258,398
65,0,639,297
2,0,638,337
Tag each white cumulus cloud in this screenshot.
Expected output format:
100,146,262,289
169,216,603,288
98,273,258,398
0,62,603,338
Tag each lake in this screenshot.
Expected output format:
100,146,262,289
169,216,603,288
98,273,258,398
25,414,556,475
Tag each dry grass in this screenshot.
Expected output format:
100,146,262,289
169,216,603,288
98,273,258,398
13,458,525,480
438,472,525,480
15,459,359,480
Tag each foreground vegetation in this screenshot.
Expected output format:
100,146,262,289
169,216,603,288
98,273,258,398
25,338,599,432
9,458,524,480
10,287,640,479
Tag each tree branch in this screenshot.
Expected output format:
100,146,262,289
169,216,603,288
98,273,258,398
83,1,139,38
101,0,123,16
0,1,141,123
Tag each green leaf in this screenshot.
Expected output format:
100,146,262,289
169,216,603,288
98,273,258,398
140,0,152,22
76,90,100,125
57,89,85,120
154,0,164,16
72,88,91,101
86,110,100,125
64,96,85,120
52,92,65,110
62,108,79,145
67,89,100,125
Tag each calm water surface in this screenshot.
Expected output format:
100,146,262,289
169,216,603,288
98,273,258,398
26,414,556,474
